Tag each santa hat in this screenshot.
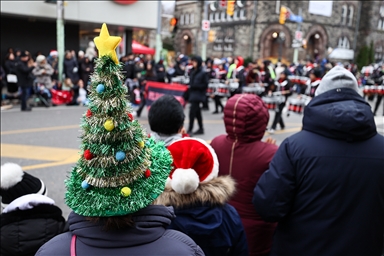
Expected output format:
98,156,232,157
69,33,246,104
166,138,219,194
0,163,47,208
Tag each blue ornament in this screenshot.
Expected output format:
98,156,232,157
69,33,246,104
81,180,90,189
116,151,126,161
96,84,105,93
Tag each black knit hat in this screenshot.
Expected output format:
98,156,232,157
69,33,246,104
1,163,47,208
148,95,185,135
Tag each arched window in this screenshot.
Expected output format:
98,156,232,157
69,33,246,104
190,13,195,24
180,13,184,26
341,4,347,25
338,36,350,49
348,5,354,26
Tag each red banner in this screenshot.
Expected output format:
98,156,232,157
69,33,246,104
146,81,188,107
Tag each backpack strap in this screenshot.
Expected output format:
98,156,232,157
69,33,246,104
71,234,77,256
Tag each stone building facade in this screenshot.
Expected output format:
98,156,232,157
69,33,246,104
173,0,384,63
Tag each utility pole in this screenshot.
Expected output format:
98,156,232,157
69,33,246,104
155,0,163,62
353,1,362,62
56,0,65,84
249,0,258,59
292,7,302,64
201,0,208,60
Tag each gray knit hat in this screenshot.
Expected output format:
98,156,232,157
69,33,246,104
315,66,359,96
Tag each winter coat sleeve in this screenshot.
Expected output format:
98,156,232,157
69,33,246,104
252,138,296,222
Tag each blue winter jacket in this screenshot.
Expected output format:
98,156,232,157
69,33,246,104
154,176,249,256
253,88,384,256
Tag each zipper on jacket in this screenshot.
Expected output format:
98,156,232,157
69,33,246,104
229,95,245,175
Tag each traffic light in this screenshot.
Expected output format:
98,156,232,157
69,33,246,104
208,30,216,43
169,17,178,33
279,6,289,24
226,0,235,16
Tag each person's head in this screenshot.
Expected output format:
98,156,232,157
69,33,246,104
36,55,46,66
15,48,21,57
223,94,269,142
19,50,29,62
191,55,202,69
5,52,15,61
77,79,84,88
164,138,219,194
315,66,359,97
279,69,289,80
310,68,322,81
126,52,134,60
1,163,47,209
148,95,185,135
49,50,58,59
65,51,72,59
78,50,85,58
64,77,73,85
146,62,152,71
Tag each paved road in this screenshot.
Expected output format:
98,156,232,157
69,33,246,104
1,98,383,218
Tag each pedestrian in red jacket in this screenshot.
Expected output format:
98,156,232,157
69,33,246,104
210,94,278,256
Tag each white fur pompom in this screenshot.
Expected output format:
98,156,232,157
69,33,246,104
171,168,199,194
1,163,24,189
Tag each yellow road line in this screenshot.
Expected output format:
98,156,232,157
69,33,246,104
22,158,78,171
1,143,80,162
1,125,80,135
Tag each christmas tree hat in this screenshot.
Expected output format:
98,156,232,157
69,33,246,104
65,23,172,217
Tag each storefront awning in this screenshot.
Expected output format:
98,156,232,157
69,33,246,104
328,48,354,60
132,40,155,55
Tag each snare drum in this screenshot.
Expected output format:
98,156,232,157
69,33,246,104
262,97,277,110
377,85,384,95
207,83,218,96
363,86,370,95
288,98,306,114
216,84,230,97
242,86,265,95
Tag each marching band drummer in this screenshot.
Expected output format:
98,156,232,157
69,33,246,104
305,68,322,98
267,69,293,134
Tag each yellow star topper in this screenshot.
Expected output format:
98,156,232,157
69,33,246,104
94,23,122,64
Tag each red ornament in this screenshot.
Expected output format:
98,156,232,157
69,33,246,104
86,109,92,117
144,169,151,178
148,134,151,138
127,113,133,121
84,149,93,160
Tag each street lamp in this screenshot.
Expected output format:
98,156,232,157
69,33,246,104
272,32,278,39
278,32,286,61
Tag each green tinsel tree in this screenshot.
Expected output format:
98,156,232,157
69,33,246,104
65,24,172,217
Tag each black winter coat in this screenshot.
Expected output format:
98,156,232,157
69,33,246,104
63,58,80,83
1,204,67,256
189,63,209,102
253,88,384,256
14,60,34,88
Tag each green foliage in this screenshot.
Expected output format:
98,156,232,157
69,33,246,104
356,41,376,69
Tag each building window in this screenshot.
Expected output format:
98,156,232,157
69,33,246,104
190,13,194,24
380,6,384,17
338,36,350,49
276,0,280,14
180,13,184,25
347,5,354,26
185,13,190,25
379,19,383,30
341,4,347,25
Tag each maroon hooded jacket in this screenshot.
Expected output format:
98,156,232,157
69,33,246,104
210,94,278,256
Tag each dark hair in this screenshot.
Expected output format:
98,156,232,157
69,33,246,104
311,68,322,78
86,215,134,231
148,95,185,135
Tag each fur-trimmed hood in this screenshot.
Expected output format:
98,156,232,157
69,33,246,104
154,175,236,209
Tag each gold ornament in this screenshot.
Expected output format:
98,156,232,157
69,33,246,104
121,187,131,197
138,141,145,148
104,119,115,131
94,23,122,64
